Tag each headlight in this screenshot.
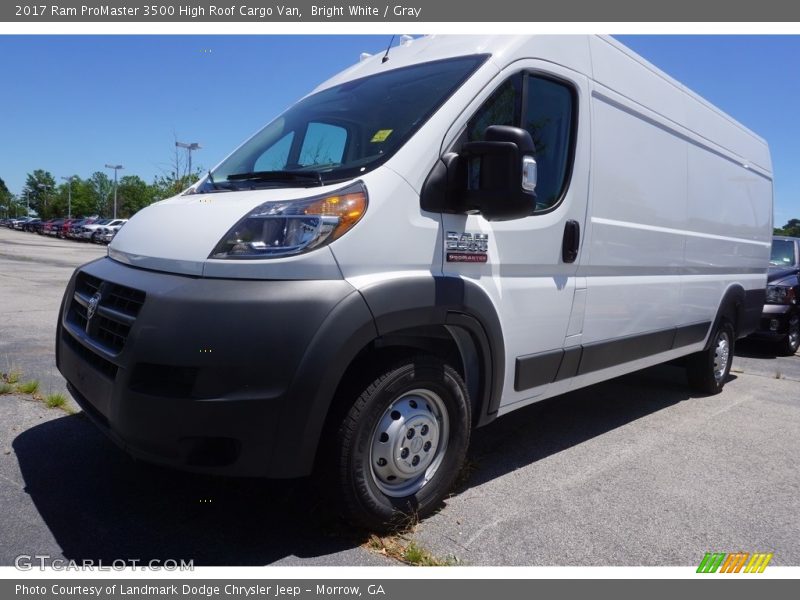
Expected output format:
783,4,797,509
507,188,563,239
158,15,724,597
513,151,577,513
210,182,367,259
766,285,795,305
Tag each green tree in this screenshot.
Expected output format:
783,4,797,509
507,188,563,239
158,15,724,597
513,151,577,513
64,177,97,218
774,218,800,237
22,170,57,218
117,175,157,218
84,171,113,217
0,177,12,217
152,167,202,200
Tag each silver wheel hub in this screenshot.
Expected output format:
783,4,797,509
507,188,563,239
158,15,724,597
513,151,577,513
788,315,799,349
713,331,730,382
369,389,449,498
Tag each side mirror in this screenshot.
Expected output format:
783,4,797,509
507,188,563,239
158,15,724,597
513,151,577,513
461,125,537,221
420,125,537,221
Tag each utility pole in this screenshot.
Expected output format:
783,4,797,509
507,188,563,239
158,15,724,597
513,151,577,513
61,176,77,219
175,141,201,182
105,164,123,219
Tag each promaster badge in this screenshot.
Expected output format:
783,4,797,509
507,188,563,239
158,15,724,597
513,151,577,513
446,231,489,263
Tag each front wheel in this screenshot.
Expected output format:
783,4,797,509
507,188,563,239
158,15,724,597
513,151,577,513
778,312,800,356
334,357,471,531
687,319,735,395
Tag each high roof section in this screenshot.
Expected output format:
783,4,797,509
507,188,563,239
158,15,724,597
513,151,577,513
315,35,770,176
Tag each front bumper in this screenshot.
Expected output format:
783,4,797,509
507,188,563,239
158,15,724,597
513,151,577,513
56,257,375,477
750,304,794,340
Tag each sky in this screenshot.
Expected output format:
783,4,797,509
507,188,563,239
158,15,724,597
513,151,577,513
1,35,798,225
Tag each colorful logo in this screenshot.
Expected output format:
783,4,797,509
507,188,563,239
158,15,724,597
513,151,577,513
697,552,773,573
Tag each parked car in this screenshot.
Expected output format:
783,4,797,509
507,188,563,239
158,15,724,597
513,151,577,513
22,218,42,232
62,218,94,240
59,218,79,239
82,218,127,243
77,218,110,241
11,217,33,230
749,236,800,355
43,218,65,236
97,220,127,244
91,219,127,243
36,218,52,234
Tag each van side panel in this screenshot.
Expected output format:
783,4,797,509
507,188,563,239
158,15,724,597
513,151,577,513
682,144,773,328
541,36,774,401
583,87,686,342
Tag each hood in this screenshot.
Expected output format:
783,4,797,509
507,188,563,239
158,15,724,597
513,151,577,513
108,182,355,276
767,265,800,284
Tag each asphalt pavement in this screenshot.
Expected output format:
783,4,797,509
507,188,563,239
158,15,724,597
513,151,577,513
0,227,798,567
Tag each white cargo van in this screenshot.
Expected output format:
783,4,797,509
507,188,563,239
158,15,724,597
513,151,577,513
57,35,772,529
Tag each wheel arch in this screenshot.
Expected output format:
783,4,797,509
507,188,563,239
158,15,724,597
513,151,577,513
708,283,746,348
275,276,505,478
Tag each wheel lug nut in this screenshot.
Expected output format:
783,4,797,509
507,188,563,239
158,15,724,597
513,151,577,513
400,448,409,459
423,441,431,452
411,456,420,466
406,428,415,439
377,458,387,467
421,425,429,435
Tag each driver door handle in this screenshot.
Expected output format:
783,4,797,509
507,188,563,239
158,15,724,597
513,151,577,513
562,220,580,263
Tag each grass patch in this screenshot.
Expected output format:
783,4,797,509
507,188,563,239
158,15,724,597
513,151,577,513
45,393,68,409
2,370,22,385
0,382,13,395
365,534,459,566
16,380,40,395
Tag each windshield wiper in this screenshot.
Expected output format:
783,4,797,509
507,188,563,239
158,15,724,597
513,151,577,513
227,170,324,186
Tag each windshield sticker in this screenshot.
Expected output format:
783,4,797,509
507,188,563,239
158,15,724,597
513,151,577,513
371,129,393,143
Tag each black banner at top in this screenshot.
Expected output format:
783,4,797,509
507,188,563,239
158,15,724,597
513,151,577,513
3,0,800,22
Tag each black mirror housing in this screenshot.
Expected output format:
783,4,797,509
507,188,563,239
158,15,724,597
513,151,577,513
420,126,536,221
462,125,536,221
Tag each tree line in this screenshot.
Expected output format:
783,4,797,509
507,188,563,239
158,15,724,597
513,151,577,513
774,219,800,237
0,168,200,221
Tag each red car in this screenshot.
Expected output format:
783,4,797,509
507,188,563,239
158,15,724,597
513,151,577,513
41,218,64,236
61,218,94,239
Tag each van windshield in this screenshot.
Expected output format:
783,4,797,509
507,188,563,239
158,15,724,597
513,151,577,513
203,54,487,191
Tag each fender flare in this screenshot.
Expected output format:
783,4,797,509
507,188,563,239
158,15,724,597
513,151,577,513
269,276,505,477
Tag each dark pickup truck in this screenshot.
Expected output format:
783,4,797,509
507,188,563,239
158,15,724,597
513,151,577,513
751,236,800,355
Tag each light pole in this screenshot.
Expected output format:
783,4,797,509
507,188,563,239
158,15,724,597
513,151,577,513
61,176,77,219
37,183,51,217
175,141,201,181
105,164,123,219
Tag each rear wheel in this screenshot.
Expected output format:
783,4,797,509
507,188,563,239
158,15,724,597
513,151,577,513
687,319,735,395
778,312,800,356
333,356,471,531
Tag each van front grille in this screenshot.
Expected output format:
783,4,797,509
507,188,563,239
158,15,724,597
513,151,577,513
66,271,146,355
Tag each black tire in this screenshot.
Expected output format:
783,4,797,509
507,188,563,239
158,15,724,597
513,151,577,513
687,319,735,395
91,231,99,243
778,311,800,356
334,356,471,531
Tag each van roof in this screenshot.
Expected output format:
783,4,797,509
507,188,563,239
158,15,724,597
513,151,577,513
314,35,769,171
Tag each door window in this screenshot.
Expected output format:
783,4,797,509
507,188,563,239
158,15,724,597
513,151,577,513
466,72,576,212
523,77,575,211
